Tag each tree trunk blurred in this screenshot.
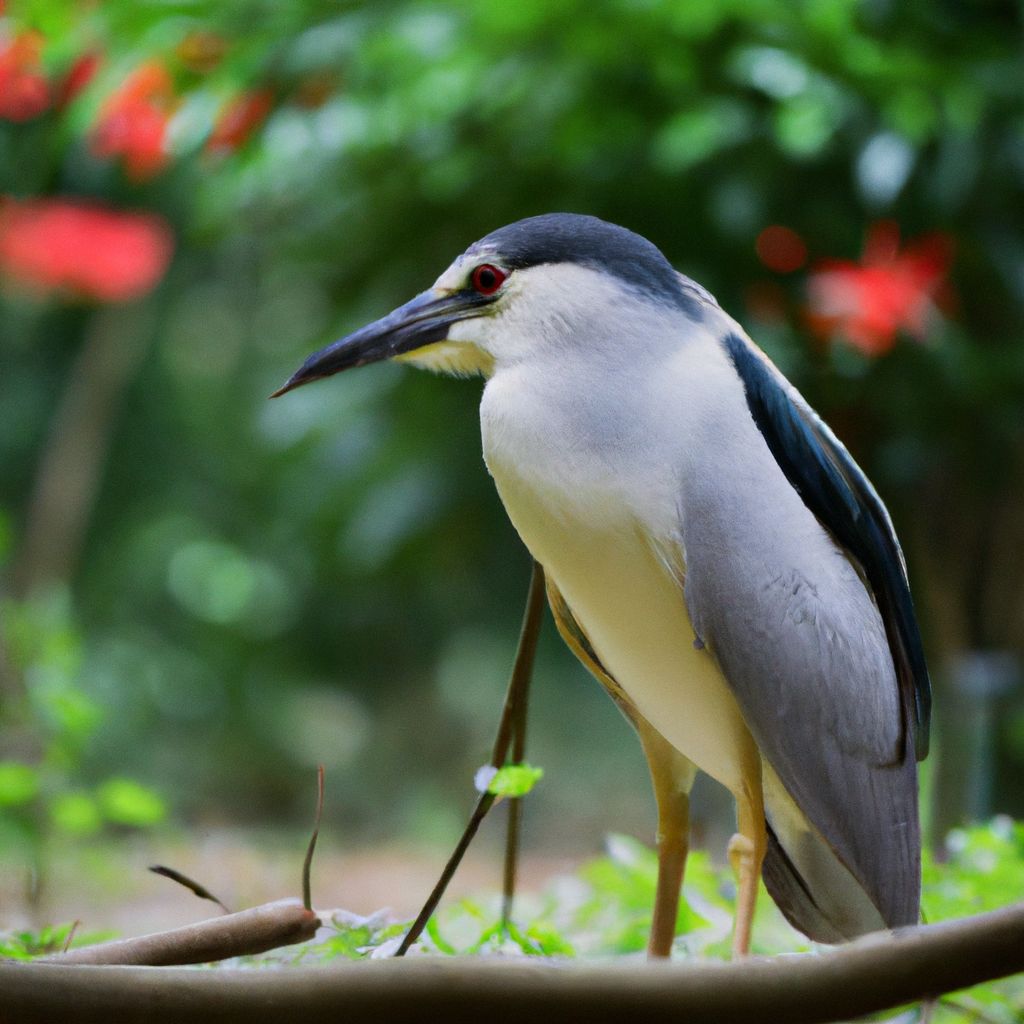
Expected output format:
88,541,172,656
11,302,153,599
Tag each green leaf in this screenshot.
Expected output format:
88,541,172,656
50,791,103,835
485,763,544,799
96,778,166,828
425,914,457,955
0,762,40,806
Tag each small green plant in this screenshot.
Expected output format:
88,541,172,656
0,588,166,898
0,921,114,960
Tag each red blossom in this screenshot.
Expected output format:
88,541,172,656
55,50,103,108
0,30,52,122
0,197,174,302
91,61,176,182
206,89,273,154
806,222,953,357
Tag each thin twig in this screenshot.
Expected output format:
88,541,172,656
61,920,81,954
302,764,325,912
149,866,231,914
394,560,546,956
394,790,498,956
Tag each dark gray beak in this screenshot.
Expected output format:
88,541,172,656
270,288,492,398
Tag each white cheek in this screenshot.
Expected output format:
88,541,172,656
446,318,480,344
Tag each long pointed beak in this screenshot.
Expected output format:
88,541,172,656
270,288,492,398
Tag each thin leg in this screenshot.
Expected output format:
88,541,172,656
394,560,546,956
729,766,766,958
637,721,697,960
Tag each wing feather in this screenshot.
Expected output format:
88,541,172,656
719,331,931,760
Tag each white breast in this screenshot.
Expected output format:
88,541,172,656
478,340,761,794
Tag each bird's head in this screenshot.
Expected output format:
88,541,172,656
271,213,700,397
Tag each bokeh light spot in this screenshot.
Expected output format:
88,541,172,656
755,225,807,273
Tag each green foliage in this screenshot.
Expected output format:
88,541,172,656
0,921,113,960
0,592,166,866
0,762,40,806
923,817,1024,920
96,778,167,828
0,922,78,961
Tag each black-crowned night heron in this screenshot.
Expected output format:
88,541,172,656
273,214,931,957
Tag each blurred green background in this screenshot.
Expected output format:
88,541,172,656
1,0,1022,923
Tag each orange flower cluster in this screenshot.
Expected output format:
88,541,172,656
0,20,283,307
0,30,50,121
0,198,174,302
4,21,284,169
0,30,100,122
90,61,177,182
207,89,274,154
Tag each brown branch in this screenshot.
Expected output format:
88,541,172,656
38,899,319,967
3,903,1023,1024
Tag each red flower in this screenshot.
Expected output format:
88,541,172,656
806,222,952,357
55,50,103,108
91,61,176,182
0,30,52,122
206,89,273,154
0,197,174,302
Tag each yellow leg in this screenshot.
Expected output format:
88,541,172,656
637,720,697,960
729,768,766,957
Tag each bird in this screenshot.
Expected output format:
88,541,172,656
272,213,931,958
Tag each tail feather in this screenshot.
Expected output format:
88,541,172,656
762,824,847,943
760,759,917,941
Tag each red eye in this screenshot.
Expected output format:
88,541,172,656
470,263,507,295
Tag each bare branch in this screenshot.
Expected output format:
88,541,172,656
39,899,320,967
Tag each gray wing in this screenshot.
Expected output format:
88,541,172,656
681,327,926,932
719,331,931,761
